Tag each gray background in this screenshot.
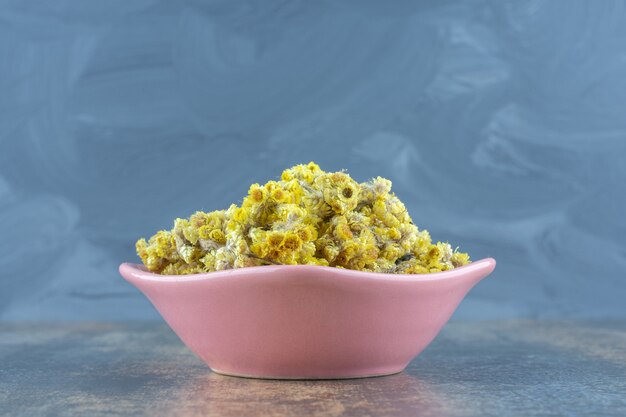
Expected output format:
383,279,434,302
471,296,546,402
0,0,624,320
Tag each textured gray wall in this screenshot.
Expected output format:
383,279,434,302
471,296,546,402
1,1,624,320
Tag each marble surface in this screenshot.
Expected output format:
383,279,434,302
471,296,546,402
1,1,626,320
1,320,625,417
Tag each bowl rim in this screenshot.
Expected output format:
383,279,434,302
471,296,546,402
120,257,496,284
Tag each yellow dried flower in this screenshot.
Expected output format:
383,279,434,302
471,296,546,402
283,233,302,251
267,232,285,248
296,225,316,242
271,188,291,204
232,207,249,224
333,222,354,241
208,229,226,244
197,225,212,240
451,251,470,268
315,172,360,215
250,241,269,258
248,184,267,204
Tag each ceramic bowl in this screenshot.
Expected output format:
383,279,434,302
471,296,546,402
119,258,495,379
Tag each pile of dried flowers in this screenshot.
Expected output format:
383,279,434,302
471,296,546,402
136,162,469,275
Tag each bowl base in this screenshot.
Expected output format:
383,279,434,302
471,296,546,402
210,368,405,380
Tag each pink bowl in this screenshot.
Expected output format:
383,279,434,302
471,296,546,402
119,258,495,379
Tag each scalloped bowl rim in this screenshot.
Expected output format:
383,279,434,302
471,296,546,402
120,257,496,283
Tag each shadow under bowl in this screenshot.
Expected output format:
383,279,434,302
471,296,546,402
119,258,496,379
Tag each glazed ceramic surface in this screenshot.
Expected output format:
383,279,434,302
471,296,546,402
119,258,496,379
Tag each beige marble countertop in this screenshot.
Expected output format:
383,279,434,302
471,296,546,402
1,320,625,417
